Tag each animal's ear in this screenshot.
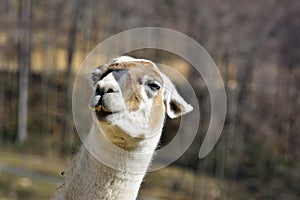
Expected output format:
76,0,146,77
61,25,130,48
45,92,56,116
91,64,108,84
161,73,193,119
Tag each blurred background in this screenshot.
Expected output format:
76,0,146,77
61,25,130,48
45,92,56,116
0,0,299,199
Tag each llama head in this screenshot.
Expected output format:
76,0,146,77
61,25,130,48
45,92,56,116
90,56,193,150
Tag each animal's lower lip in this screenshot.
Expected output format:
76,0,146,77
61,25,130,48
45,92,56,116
94,105,115,120
95,105,113,113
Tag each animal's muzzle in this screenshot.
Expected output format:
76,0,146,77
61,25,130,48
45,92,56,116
91,73,126,114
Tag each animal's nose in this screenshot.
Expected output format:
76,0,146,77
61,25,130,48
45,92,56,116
96,85,115,96
91,73,126,113
96,73,120,95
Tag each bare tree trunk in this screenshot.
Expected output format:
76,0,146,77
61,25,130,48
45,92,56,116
18,0,31,143
61,0,84,155
0,72,4,151
40,1,54,154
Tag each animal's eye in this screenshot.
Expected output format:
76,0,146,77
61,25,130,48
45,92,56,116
147,81,161,91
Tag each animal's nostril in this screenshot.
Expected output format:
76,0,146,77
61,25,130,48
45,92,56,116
96,86,115,95
107,88,114,93
95,87,102,96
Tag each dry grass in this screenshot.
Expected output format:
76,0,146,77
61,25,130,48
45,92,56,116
0,173,56,200
0,150,255,200
0,151,64,177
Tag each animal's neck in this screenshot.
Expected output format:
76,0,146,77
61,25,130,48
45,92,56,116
56,149,145,200
54,123,162,200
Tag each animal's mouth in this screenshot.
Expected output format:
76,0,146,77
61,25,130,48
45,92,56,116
91,86,126,120
93,94,124,121
95,104,113,115
94,98,115,119
95,104,111,113
92,87,113,114
94,108,113,123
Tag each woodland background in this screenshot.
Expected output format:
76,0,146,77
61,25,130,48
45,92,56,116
0,0,299,199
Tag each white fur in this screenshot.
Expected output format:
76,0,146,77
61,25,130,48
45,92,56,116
111,56,157,67
52,56,193,200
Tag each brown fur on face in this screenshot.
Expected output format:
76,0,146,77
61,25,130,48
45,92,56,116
125,88,142,112
108,61,157,71
149,89,165,132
